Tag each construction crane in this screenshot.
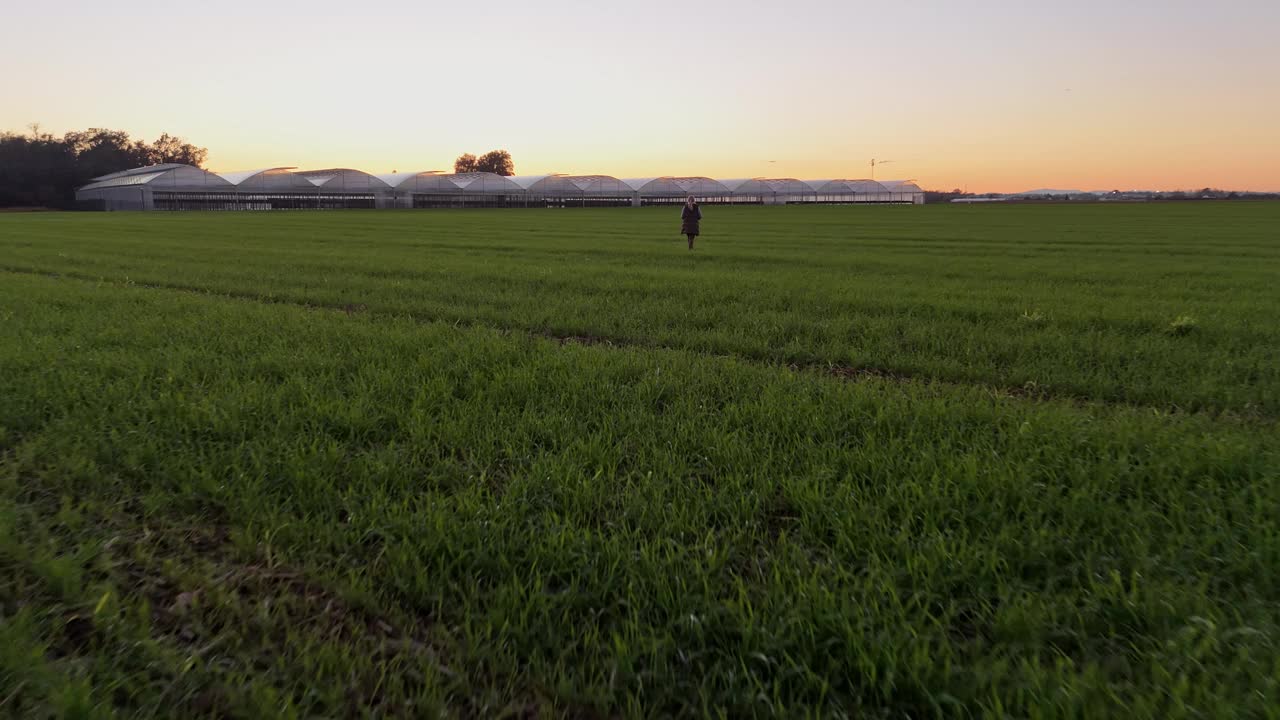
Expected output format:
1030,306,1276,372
871,158,894,181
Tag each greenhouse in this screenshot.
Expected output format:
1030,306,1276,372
210,167,374,210
76,164,233,211
515,175,637,207
623,177,735,205
720,178,818,204
77,165,924,210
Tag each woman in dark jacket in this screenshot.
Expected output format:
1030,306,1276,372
680,195,702,250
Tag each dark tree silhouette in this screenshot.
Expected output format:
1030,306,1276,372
0,130,77,208
147,133,208,167
0,126,208,208
64,129,153,180
454,153,479,173
475,149,514,176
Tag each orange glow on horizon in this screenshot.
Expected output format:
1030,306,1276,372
3,1,1277,194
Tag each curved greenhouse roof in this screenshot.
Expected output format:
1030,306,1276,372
445,173,523,193
80,164,232,192
563,175,632,195
379,172,523,194
294,168,392,191
625,177,732,196
86,163,192,184
878,180,923,193
620,177,658,191
378,172,454,192
517,175,633,195
374,171,443,188
513,175,566,193
808,179,891,194
723,178,814,195
508,175,553,190
217,167,314,190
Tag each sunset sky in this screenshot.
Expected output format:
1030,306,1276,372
3,0,1277,192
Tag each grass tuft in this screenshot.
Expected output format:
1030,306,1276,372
1166,314,1199,336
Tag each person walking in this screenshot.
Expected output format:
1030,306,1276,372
680,195,702,250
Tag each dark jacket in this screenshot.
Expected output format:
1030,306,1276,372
680,203,702,236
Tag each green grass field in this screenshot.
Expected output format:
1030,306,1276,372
1,204,1278,718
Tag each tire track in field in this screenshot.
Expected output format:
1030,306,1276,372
2,264,1271,423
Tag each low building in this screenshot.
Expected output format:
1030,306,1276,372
77,165,925,210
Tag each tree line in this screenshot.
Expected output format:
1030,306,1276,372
0,126,208,209
454,150,514,176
